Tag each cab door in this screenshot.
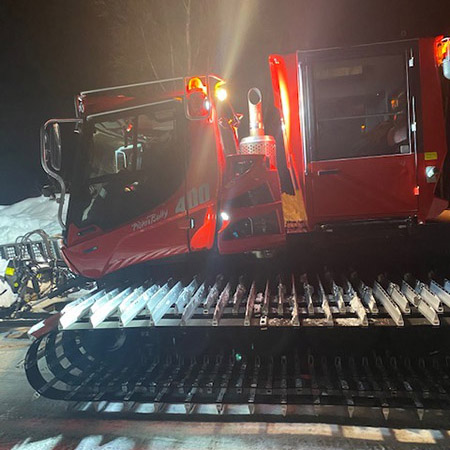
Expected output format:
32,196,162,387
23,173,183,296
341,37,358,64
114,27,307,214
64,101,191,278
300,42,418,225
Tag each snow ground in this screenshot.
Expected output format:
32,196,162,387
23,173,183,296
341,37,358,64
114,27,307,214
0,278,15,307
0,196,67,307
0,257,15,307
0,196,63,245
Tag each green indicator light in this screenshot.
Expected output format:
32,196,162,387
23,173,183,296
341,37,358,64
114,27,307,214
235,353,242,362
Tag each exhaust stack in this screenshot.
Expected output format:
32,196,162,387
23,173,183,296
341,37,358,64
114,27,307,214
239,88,277,169
248,88,265,136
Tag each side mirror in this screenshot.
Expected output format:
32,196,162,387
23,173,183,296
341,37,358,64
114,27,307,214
184,77,211,120
47,123,62,171
185,90,211,120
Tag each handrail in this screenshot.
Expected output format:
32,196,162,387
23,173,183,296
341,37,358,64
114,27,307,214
79,75,224,97
80,77,184,96
40,118,82,230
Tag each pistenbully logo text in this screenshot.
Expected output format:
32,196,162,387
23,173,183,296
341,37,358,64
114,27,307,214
131,209,168,231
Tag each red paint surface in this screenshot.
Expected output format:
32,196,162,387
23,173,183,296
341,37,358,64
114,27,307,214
65,82,223,278
190,206,216,251
64,39,449,279
417,38,448,220
64,195,189,279
307,154,417,223
217,154,285,254
270,38,448,229
269,54,307,205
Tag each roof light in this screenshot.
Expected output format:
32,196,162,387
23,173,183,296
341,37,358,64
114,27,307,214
187,77,206,94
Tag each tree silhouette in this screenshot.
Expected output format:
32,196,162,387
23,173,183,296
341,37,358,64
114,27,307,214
93,0,227,83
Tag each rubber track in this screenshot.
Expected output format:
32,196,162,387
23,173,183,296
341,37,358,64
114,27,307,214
25,329,450,423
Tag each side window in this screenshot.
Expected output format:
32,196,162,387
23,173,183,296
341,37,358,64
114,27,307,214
311,53,409,161
136,109,186,207
75,102,187,230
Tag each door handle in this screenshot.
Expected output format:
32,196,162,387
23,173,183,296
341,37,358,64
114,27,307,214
318,169,340,176
178,218,196,230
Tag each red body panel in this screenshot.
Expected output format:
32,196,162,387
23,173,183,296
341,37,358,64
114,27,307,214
63,185,188,279
270,38,448,230
186,112,222,252
269,54,307,203
417,38,449,221
64,114,220,279
307,155,417,221
217,154,285,254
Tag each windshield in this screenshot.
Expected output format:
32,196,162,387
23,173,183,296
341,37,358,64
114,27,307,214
71,101,186,230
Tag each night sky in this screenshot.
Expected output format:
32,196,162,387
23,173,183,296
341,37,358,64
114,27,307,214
0,0,448,204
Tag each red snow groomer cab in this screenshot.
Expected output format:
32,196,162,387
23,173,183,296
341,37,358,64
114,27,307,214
41,37,449,280
53,76,284,279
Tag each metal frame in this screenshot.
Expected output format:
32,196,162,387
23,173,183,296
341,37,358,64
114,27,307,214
80,77,184,97
25,266,450,333
40,118,82,229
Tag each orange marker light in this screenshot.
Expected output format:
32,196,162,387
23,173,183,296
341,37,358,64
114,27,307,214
187,77,206,94
435,36,449,66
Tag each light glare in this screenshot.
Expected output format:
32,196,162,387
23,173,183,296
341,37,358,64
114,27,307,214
216,87,228,102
